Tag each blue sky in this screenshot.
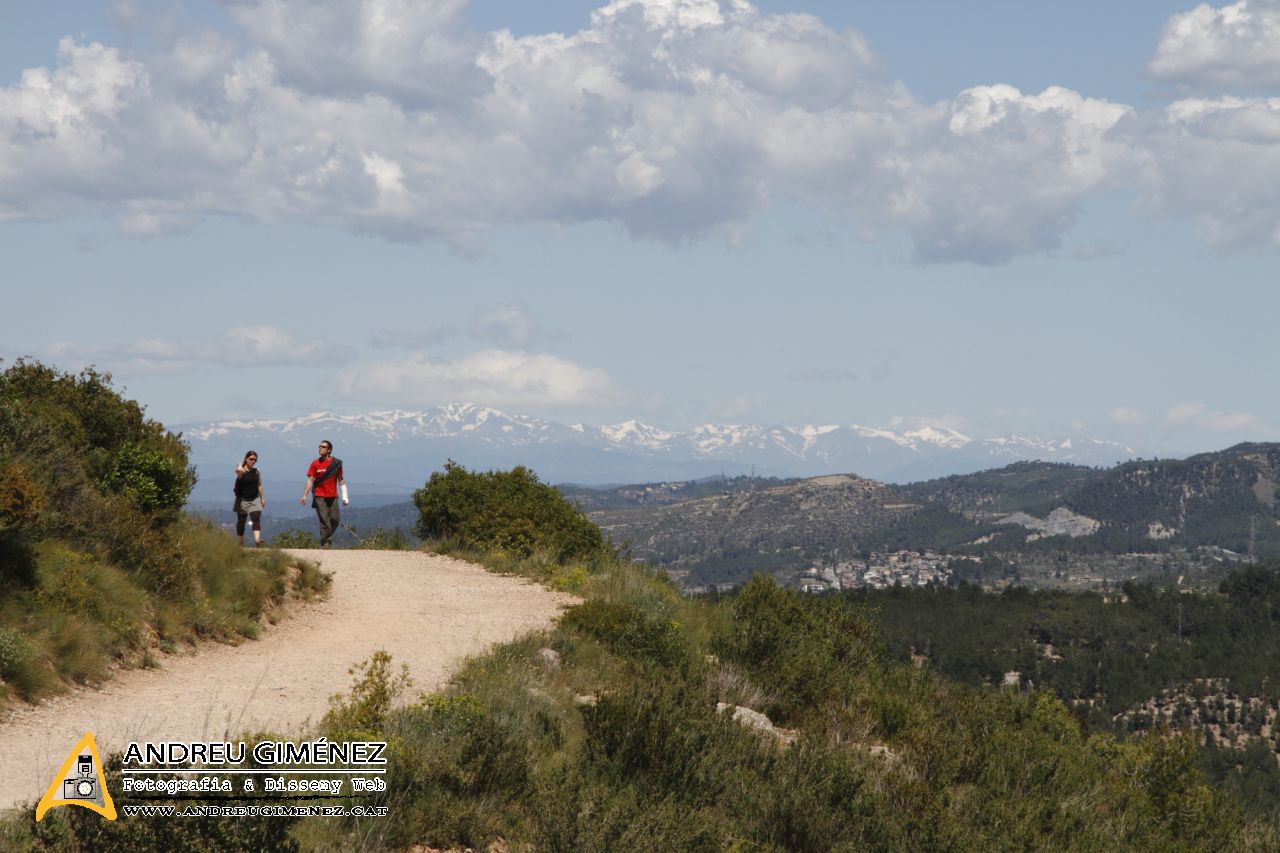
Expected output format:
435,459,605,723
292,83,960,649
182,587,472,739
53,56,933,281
1,0,1278,455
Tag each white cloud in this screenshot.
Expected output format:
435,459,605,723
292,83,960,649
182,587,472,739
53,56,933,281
222,0,488,106
1149,0,1280,89
884,85,1130,262
0,0,1275,260
1128,96,1280,249
1165,401,1268,432
0,38,149,220
44,325,349,375
334,349,618,407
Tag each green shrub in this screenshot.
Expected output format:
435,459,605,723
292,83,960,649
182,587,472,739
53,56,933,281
360,692,530,850
738,738,885,851
353,526,411,550
717,574,882,724
413,461,609,562
0,626,50,699
34,542,146,647
292,556,331,599
0,360,195,520
323,650,413,737
562,599,688,668
99,442,191,514
43,613,106,684
531,774,735,853
410,694,530,796
271,528,318,549
581,676,743,798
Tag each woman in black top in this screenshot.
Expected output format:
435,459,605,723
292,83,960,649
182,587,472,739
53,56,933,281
233,450,266,547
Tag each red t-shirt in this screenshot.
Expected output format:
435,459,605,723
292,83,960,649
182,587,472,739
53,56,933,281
307,457,343,498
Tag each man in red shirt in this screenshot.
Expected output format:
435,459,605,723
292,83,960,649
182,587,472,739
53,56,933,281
299,440,347,547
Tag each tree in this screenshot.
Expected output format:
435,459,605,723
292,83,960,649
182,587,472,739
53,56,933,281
413,461,609,561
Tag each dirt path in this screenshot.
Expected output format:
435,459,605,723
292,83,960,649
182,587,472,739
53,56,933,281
0,550,576,813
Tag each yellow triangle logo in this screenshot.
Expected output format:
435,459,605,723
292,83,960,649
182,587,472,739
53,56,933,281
34,732,116,822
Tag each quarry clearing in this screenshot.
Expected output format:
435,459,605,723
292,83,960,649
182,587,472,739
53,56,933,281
0,549,576,813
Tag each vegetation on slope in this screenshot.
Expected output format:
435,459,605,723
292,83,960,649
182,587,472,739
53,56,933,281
304,570,1269,850
0,359,328,704
847,565,1280,823
14,460,1272,851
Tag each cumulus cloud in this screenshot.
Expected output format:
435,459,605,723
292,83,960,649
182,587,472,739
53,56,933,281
1125,96,1280,249
885,85,1130,262
1165,401,1268,432
44,325,351,375
333,349,618,407
0,0,1275,260
222,0,489,106
1149,0,1280,89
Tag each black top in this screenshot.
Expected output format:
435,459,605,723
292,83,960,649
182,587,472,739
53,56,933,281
234,467,261,501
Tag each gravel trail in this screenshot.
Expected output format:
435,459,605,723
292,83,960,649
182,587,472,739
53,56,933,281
0,549,575,812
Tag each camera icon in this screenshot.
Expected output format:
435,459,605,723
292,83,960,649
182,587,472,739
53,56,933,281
62,755,97,800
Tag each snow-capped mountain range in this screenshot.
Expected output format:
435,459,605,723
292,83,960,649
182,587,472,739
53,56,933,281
179,404,1138,503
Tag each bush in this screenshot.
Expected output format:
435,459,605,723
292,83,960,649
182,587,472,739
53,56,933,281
562,599,689,668
0,460,46,536
0,359,197,595
34,542,146,648
350,692,531,850
353,526,411,550
99,442,191,514
0,360,195,520
323,650,413,737
413,461,609,562
581,677,740,798
0,627,50,699
717,574,882,724
271,528,319,548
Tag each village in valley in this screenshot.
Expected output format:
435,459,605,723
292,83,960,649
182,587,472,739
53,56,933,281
796,550,954,593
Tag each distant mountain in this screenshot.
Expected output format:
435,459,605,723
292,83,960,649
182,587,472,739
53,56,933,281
586,444,1280,589
900,445,1280,555
176,404,1137,502
589,473,955,585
